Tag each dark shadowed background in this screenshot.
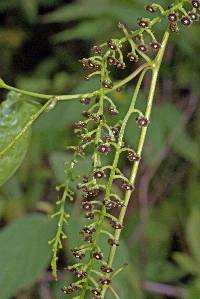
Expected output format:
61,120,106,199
0,0,200,299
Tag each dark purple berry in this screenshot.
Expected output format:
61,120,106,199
80,97,91,105
82,135,92,142
85,212,95,220
181,16,192,26
192,0,200,8
82,226,96,235
138,44,147,52
93,251,103,260
71,249,85,259
95,64,101,71
86,188,100,198
107,56,117,65
117,62,126,69
101,265,113,273
76,271,87,279
82,111,91,118
82,202,93,211
127,52,139,62
97,144,111,154
111,126,120,136
104,134,115,142
150,42,161,50
145,5,156,13
80,58,89,68
111,221,124,230
138,19,149,28
107,39,117,50
108,106,118,115
74,121,87,130
121,182,134,192
94,170,105,179
127,151,140,162
93,45,102,54
61,284,78,294
188,12,198,21
136,116,149,128
103,80,113,89
168,13,177,22
84,235,93,243
99,278,111,285
91,113,103,123
108,238,119,246
103,200,116,209
91,288,102,296
88,59,95,69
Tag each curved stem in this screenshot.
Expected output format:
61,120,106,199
101,30,170,299
0,64,148,102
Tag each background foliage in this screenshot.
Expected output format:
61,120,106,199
0,0,200,298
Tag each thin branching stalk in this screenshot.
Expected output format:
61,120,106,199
101,30,170,298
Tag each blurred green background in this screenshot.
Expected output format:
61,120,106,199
0,0,200,298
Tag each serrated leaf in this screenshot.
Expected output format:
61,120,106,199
0,214,56,299
0,91,40,187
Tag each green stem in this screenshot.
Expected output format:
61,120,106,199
101,30,170,299
78,58,107,299
104,68,148,202
0,64,147,102
79,67,149,299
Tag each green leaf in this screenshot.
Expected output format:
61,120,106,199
0,91,40,187
49,151,91,189
186,210,200,265
20,0,38,23
0,214,56,299
174,253,200,275
173,131,199,165
52,19,113,43
184,279,200,299
44,0,141,25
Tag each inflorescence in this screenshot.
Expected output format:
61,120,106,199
46,1,200,298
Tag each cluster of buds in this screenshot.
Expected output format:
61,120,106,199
80,58,101,80
127,150,140,162
136,115,149,128
166,1,200,32
60,2,200,297
71,248,85,260
61,284,78,295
